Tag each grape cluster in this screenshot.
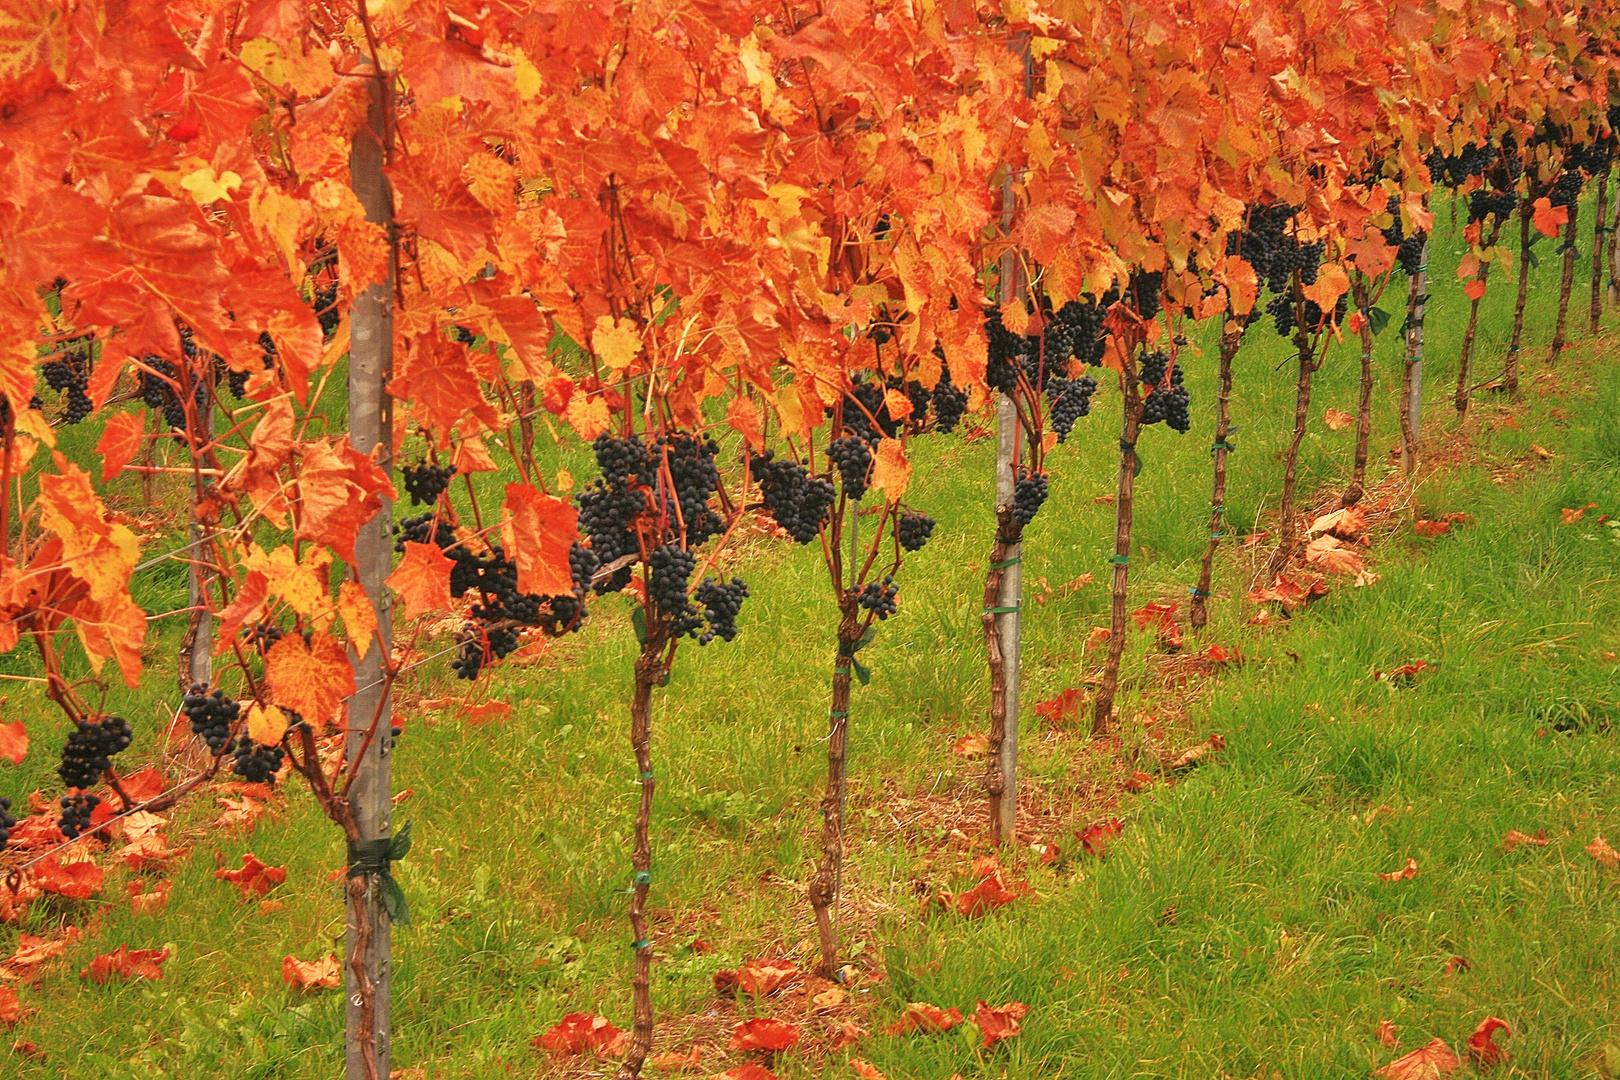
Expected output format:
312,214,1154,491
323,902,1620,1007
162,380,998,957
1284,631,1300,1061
314,281,341,337
1378,194,1429,277
931,361,968,434
1013,467,1049,528
1126,269,1164,321
1268,290,1347,337
401,462,454,506
1426,142,1497,189
842,381,899,441
232,741,285,784
984,292,1111,400
827,436,873,500
649,544,697,623
1468,189,1518,225
42,337,94,425
892,375,932,423
58,715,133,790
1138,352,1191,433
858,575,899,619
1054,297,1109,367
182,683,241,754
1548,168,1585,210
0,796,13,853
751,450,835,543
897,511,936,552
243,622,284,655
655,432,724,548
1047,375,1098,442
139,356,204,430
1227,203,1308,294
692,577,749,644
58,792,101,839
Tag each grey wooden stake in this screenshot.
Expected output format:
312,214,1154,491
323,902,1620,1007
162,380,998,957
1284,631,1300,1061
187,404,213,688
994,236,1021,846
1402,240,1427,474
346,73,396,1080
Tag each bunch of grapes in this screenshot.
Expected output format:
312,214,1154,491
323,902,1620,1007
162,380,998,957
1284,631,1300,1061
1378,194,1429,277
1054,297,1109,367
1426,142,1496,189
652,432,724,548
58,792,101,839
827,436,873,500
0,796,14,853
1013,467,1049,527
401,462,454,506
313,281,341,337
182,683,240,754
232,741,285,784
1468,189,1518,225
1047,375,1098,441
890,375,932,423
751,450,835,544
931,362,968,433
58,715,133,790
1127,269,1164,321
693,577,749,644
42,337,94,424
841,381,898,442
897,511,936,552
858,575,899,619
648,544,697,621
576,434,653,593
138,357,195,430
1139,352,1191,433
1549,168,1585,211
243,622,284,655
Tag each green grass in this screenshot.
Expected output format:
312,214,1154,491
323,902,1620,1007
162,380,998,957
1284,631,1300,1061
4,201,1620,1079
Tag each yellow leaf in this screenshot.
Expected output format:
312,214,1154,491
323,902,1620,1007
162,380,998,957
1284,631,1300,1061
1000,298,1030,337
1301,263,1349,310
180,166,242,205
247,703,289,747
872,438,912,504
336,580,378,660
591,315,641,370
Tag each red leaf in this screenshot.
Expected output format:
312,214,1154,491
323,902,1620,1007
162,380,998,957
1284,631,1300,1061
1376,1037,1460,1079
1122,770,1155,793
95,412,146,484
1247,573,1329,608
886,1002,963,1035
534,1013,629,1056
80,945,169,984
728,1016,801,1051
954,868,1025,917
118,766,169,804
0,720,25,765
1034,688,1087,723
1467,1017,1510,1066
727,396,765,453
1532,197,1568,238
850,1061,886,1080
501,484,578,597
1500,829,1549,852
1379,857,1419,883
1463,278,1487,302
1586,835,1620,868
725,958,800,997
973,1000,1029,1049
214,852,287,897
952,732,989,758
282,953,342,990
1078,817,1124,857
712,1068,778,1080
264,631,355,729
294,440,394,565
0,985,17,1025
128,878,171,915
32,856,102,899
1378,1019,1399,1048
386,541,455,620
1377,661,1429,683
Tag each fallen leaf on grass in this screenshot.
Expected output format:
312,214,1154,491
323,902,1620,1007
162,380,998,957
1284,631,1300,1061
534,1013,628,1056
1529,444,1555,459
1375,1037,1460,1079
1308,506,1366,537
282,954,341,990
650,1045,702,1071
953,868,1026,918
1324,408,1355,431
127,879,171,915
1467,1017,1510,1066
711,1067,777,1080
0,721,26,765
80,946,169,984
1444,956,1471,976
1376,661,1429,683
11,1041,41,1059
1380,858,1419,882
32,856,102,900
1378,1019,1399,1048
1035,841,1061,864
850,1061,886,1080
728,1017,800,1051
1085,627,1111,648
213,796,265,829
122,832,184,870
0,986,18,1025
463,700,511,726
812,986,846,1010
1034,688,1087,724
1078,818,1124,857
1586,836,1620,868
117,766,169,804
1414,513,1468,538
1122,770,1155,793
1305,535,1365,576
1561,503,1598,524
215,853,287,898
951,733,988,758
1500,830,1549,852
974,1000,1029,1049
829,1021,866,1049
1248,573,1329,608
715,958,798,997
886,1002,963,1035
1165,734,1225,771
1199,644,1242,666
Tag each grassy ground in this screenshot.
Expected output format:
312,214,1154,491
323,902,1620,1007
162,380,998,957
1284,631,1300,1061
3,205,1620,1080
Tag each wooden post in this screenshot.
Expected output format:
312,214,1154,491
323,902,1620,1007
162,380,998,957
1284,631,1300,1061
1401,240,1427,474
345,73,396,1080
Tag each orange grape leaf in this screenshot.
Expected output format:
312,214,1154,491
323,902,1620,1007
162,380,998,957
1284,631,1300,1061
80,945,168,984
0,720,25,765
1034,688,1087,724
871,438,911,504
830,1021,865,1050
1301,263,1350,311
1586,835,1620,868
974,1000,1029,1049
282,953,342,990
954,868,1025,917
1500,829,1549,852
886,1002,963,1035
127,878,171,915
119,766,167,803
386,541,455,620
1323,408,1354,432
1378,1019,1399,1048
712,1069,777,1080
1308,507,1366,538
1467,1017,1510,1065
564,394,611,441
215,852,287,897
337,580,379,660
246,703,289,746
728,1017,801,1051
264,631,355,728
952,732,988,758
294,440,394,565
727,395,765,453
1375,1037,1460,1079
850,1061,887,1080
37,453,140,602
121,832,184,870
1379,857,1419,882
883,386,914,422
501,484,577,597
0,984,17,1025
3,932,70,973
999,298,1030,336
1215,255,1259,317
1079,817,1124,857
535,1013,629,1056
95,412,146,484
591,315,641,370
463,700,511,726
1122,770,1155,792
734,958,799,996
1532,197,1568,238
1305,535,1365,576
1085,627,1111,648
649,1045,701,1070
1463,278,1487,302
32,856,102,899
213,795,265,829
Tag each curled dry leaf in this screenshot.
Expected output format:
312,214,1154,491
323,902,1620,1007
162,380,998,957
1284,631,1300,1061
1085,627,1111,648
80,945,169,984
649,1045,702,1071
1308,506,1367,537
214,853,287,898
1586,835,1620,868
953,868,1026,918
728,1016,801,1052
1034,688,1087,724
1079,817,1124,857
1377,661,1429,683
711,1067,777,1080
717,958,798,997
127,878,171,915
1467,1017,1510,1066
1378,1019,1399,1048
1166,733,1226,771
534,1013,628,1056
1380,858,1419,883
829,1020,866,1050
974,1000,1029,1049
0,985,18,1025
1247,573,1329,608
1375,1037,1460,1079
812,986,846,1010
850,1061,887,1080
1323,407,1354,431
1304,534,1365,576
213,795,266,829
952,733,989,759
1122,770,1156,793
32,856,103,900
886,1002,964,1035
1500,829,1549,853
282,953,342,990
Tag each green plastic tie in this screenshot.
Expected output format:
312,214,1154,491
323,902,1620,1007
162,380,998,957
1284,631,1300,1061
829,710,849,718
640,771,655,781
634,871,651,885
346,821,413,926
1211,504,1225,514
1111,554,1130,566
983,605,1020,614
631,939,651,950
990,557,1021,569
1211,532,1224,540
1189,586,1210,597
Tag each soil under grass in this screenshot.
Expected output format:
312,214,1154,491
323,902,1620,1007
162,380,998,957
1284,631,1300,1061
2,203,1620,1079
